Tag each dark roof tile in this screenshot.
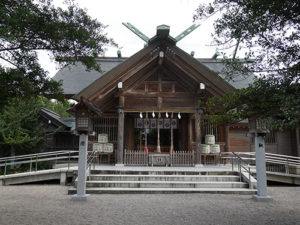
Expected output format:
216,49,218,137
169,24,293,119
53,57,254,96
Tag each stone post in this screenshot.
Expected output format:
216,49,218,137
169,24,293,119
248,118,273,202
254,136,269,197
72,134,89,201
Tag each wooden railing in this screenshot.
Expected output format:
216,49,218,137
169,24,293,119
124,150,148,166
124,150,196,167
170,151,194,167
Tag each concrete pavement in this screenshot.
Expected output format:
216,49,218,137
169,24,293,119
0,185,299,225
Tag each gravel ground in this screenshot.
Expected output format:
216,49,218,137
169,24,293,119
0,185,299,225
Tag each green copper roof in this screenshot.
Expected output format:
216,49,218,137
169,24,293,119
122,23,201,44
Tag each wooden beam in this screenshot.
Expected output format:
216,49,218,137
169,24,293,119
157,97,163,110
120,91,196,98
161,65,196,91
145,81,176,84
91,55,159,102
125,67,158,91
170,113,174,153
157,112,161,152
117,96,125,164
139,129,142,151
124,106,196,112
145,112,148,152
169,45,234,93
94,93,118,113
165,56,224,97
158,70,162,92
165,55,200,83
77,43,159,100
188,114,193,151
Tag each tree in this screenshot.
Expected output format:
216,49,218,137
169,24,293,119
37,96,72,118
194,0,300,128
0,0,114,107
0,98,43,157
0,96,75,156
204,79,300,129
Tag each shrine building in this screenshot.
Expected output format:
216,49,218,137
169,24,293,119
53,24,300,165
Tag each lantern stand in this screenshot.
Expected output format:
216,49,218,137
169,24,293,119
68,97,101,201
247,118,273,202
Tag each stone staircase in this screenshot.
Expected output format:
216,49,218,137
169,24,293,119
68,167,257,195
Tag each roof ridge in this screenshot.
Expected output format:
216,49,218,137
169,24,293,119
40,107,61,118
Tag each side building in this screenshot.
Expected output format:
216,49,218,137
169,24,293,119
39,107,78,151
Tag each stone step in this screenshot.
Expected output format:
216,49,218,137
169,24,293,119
88,174,240,182
85,180,248,188
90,170,238,176
68,187,257,195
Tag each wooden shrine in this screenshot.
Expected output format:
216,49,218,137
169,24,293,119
71,24,237,165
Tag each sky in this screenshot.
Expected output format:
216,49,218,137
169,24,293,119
39,0,219,77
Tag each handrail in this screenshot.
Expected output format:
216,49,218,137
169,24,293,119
86,150,98,180
233,152,300,175
87,150,97,169
234,152,300,167
235,152,300,161
0,150,78,162
232,152,253,189
0,150,79,176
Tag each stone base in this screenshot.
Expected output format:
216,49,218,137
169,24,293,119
71,194,89,201
149,154,170,167
194,164,204,167
252,195,273,202
115,164,125,167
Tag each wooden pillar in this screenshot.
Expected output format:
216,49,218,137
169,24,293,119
117,96,124,165
195,112,202,165
145,112,148,152
179,116,187,150
157,97,162,153
188,114,193,151
125,117,134,150
170,113,174,153
139,129,142,151
225,125,230,152
157,113,161,153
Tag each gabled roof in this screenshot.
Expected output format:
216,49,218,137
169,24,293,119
53,57,254,98
39,107,75,131
67,97,102,116
52,25,255,99
53,58,126,97
76,43,161,101
200,59,255,89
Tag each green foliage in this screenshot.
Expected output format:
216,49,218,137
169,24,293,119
0,67,63,107
204,78,300,129
0,0,115,108
194,0,300,129
194,0,299,79
0,96,74,156
37,96,72,118
0,0,110,155
0,98,43,155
